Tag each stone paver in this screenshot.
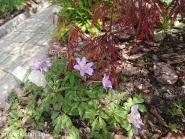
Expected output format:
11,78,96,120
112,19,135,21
0,3,60,103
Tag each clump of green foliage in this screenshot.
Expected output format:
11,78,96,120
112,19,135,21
0,0,27,12
168,102,184,117
168,123,180,133
2,57,146,138
49,0,101,39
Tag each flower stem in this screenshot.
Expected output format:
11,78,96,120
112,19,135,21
86,80,101,87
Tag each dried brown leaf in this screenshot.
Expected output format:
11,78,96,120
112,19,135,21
150,107,168,127
114,135,129,139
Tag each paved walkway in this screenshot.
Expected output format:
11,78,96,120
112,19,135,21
0,3,60,103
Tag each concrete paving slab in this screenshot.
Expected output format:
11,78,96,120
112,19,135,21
0,70,7,80
0,74,18,102
12,32,35,43
0,2,61,104
1,31,21,41
36,34,52,46
26,33,46,45
0,41,22,53
0,55,30,73
0,53,9,64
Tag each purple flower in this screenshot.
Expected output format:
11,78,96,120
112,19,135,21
29,62,40,70
102,74,112,89
129,105,141,134
74,57,94,76
29,58,52,72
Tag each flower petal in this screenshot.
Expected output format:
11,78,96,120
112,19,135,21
80,69,85,76
106,80,112,88
135,127,139,134
76,58,81,65
135,113,140,119
46,62,52,67
81,57,86,64
74,65,81,71
129,114,134,123
29,66,38,70
43,67,49,72
131,105,138,113
34,62,40,69
133,122,140,129
85,68,93,76
43,57,50,62
86,62,94,68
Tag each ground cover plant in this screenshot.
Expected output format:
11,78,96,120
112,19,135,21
0,0,185,138
0,57,146,138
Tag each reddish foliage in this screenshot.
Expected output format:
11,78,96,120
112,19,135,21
168,0,185,19
66,25,121,86
55,0,185,87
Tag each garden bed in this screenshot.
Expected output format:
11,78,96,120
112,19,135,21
0,29,185,139
0,0,185,138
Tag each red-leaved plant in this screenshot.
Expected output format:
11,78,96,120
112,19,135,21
51,0,185,86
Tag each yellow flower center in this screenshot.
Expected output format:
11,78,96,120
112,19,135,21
81,64,87,70
131,113,137,122
41,63,46,68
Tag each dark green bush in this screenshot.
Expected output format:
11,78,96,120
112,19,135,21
0,0,27,12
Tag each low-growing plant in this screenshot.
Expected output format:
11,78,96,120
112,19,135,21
0,0,27,12
168,123,180,133
167,48,174,53
49,0,101,40
168,102,184,117
121,76,128,82
3,56,146,138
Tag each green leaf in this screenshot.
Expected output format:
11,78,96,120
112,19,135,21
138,104,147,112
69,74,74,86
53,116,63,135
110,102,115,111
0,1,5,12
114,92,126,100
71,102,79,111
14,122,21,128
154,31,166,42
99,117,107,131
57,94,64,102
83,112,95,119
91,118,98,131
107,89,113,100
69,127,79,139
11,130,20,137
114,114,122,123
99,113,110,120
9,112,19,120
88,100,100,109
54,103,62,111
168,123,179,133
87,90,97,98
133,94,144,104
62,114,73,128
127,128,134,137
51,111,60,120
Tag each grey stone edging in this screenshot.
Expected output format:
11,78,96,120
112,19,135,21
0,0,50,38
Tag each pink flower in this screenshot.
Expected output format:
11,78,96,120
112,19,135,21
102,74,112,89
74,57,94,76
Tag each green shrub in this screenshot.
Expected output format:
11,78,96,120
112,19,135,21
0,0,27,12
